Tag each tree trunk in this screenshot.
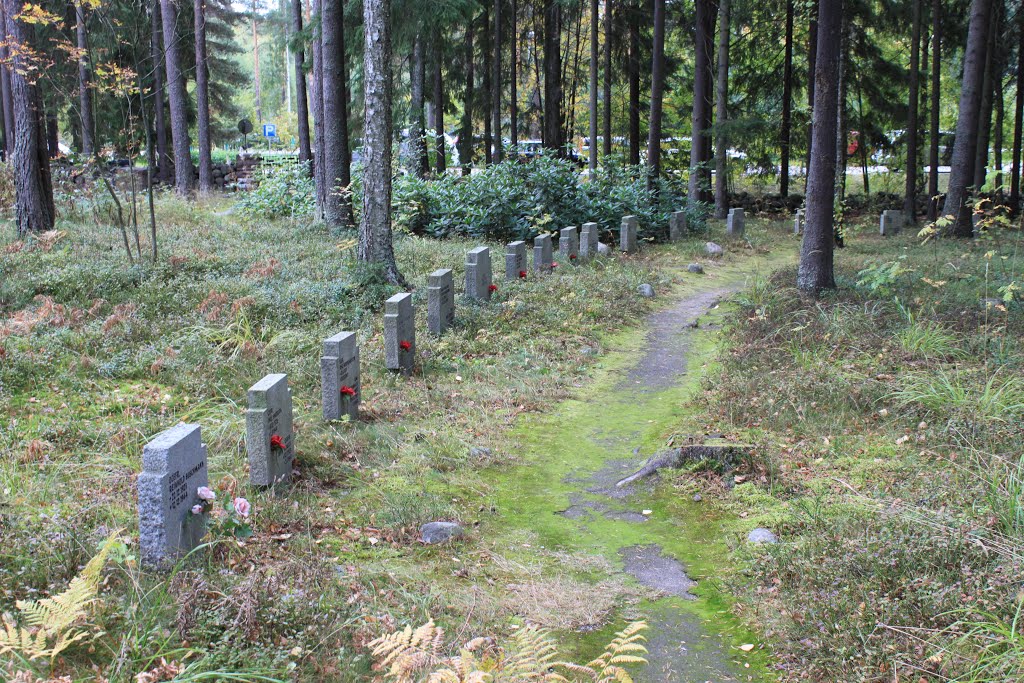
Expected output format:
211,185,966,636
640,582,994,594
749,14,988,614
588,0,598,171
927,0,941,220
360,0,404,284
492,0,503,162
0,1,11,161
903,0,921,222
322,0,353,226
76,4,95,158
805,0,817,180
941,0,991,236
292,0,312,164
160,0,194,195
1011,7,1023,214
833,21,847,204
195,0,212,192
602,0,612,157
151,0,170,183
798,0,842,294
646,0,665,187
713,0,730,216
779,0,793,196
252,4,262,125
510,0,518,148
543,0,562,154
461,17,474,175
627,0,639,165
689,0,714,201
994,81,1004,196
433,34,446,174
411,33,428,178
4,0,54,234
972,11,995,191
483,6,493,163
311,0,326,217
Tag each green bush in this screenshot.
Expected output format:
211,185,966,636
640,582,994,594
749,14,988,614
237,162,316,221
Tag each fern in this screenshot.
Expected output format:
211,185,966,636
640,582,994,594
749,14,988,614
370,620,647,683
0,533,120,663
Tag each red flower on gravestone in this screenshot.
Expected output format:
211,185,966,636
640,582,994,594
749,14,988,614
552,262,559,268
518,270,527,279
340,385,356,397
488,284,498,293
270,434,285,450
570,253,577,260
399,340,412,352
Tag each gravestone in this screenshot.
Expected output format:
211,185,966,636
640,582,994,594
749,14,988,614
247,373,295,488
505,241,527,279
880,210,902,236
580,223,599,260
669,211,687,242
533,233,553,274
385,292,416,375
727,208,745,237
793,209,804,235
620,215,638,253
427,268,455,335
321,332,360,421
559,226,580,263
465,247,493,300
138,423,209,567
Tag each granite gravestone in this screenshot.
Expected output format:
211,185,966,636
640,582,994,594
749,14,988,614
727,208,745,237
465,247,493,301
247,373,295,488
559,226,579,263
138,423,209,567
793,209,804,235
505,241,527,279
669,212,687,242
385,292,416,375
321,332,360,421
620,216,638,253
579,223,599,260
428,268,455,335
880,210,902,236
534,234,553,274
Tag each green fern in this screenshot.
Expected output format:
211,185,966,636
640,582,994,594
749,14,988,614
0,533,120,662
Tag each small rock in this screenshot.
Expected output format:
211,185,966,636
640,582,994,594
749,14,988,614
687,263,704,274
747,528,778,544
580,346,598,356
597,242,611,255
692,493,703,502
469,447,492,460
638,284,655,298
420,522,464,544
705,242,724,257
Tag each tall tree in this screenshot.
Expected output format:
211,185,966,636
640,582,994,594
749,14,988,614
602,0,612,157
1011,9,1024,213
360,0,404,283
689,0,715,202
291,0,311,164
492,0,503,162
151,0,170,183
927,0,941,220
627,0,639,164
941,0,992,236
903,0,921,222
805,0,817,177
322,0,353,226
252,0,263,125
510,0,518,148
542,0,562,153
646,0,665,187
798,0,842,294
160,0,195,194
433,34,446,174
4,0,54,234
75,2,95,157
411,33,428,177
482,5,492,163
461,17,474,175
0,1,12,161
195,0,213,192
779,0,793,196
311,0,327,216
588,0,598,170
972,6,995,191
713,0,730,216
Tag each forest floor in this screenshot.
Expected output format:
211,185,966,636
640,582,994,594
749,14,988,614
2,197,1022,682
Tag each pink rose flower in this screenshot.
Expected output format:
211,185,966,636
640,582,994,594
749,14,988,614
197,486,216,501
233,497,251,518
191,504,204,515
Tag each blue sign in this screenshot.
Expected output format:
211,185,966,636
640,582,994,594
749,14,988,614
262,123,277,138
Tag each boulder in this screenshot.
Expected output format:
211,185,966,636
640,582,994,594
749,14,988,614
420,522,465,544
597,242,611,255
687,263,704,274
747,528,778,544
705,242,724,257
637,284,655,298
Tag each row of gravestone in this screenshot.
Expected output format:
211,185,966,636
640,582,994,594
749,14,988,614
136,208,739,567
792,208,929,237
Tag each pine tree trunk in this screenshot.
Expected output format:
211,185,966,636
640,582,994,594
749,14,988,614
689,0,714,201
492,0,503,162
798,0,842,294
292,0,312,164
76,4,95,158
322,0,353,226
927,0,941,220
833,21,847,204
433,34,446,174
646,0,665,188
252,5,263,125
903,0,921,222
360,0,404,284
483,6,493,163
602,0,612,157
0,1,12,161
410,33,428,178
160,0,194,194
1011,8,1023,214
151,1,170,183
194,0,213,193
543,0,562,154
510,0,518,148
994,83,1004,196
588,0,598,171
627,0,639,165
805,0,817,181
779,0,793,196
972,11,995,191
713,0,730,216
311,0,326,217
942,0,991,236
4,0,54,234
461,17,474,175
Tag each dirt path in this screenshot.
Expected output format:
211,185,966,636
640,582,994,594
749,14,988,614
498,262,776,682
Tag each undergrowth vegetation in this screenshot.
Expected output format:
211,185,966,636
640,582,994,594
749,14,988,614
696,220,1024,681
